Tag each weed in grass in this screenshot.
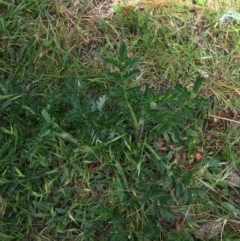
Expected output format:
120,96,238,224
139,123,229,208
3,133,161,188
1,37,212,239
1,1,240,240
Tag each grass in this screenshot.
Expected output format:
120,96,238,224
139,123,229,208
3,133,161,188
1,0,240,240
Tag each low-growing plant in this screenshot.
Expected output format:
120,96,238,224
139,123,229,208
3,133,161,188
0,41,212,239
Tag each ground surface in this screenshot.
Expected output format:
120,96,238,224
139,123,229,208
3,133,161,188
0,0,240,240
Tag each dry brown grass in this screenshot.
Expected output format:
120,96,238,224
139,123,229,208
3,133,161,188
117,0,172,6
117,0,239,9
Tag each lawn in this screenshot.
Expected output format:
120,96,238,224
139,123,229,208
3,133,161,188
1,0,240,240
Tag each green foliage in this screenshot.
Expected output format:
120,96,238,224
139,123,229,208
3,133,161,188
0,37,212,239
196,0,207,6
0,38,210,240
167,231,194,241
3,1,240,239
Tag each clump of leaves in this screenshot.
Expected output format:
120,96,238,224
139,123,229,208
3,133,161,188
83,42,212,238
103,42,211,145
0,41,212,239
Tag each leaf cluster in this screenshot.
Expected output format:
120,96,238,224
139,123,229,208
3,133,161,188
0,42,212,239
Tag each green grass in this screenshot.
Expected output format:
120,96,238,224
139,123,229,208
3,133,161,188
1,0,240,240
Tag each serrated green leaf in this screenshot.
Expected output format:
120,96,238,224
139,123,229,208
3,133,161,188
118,42,128,62
104,56,121,69
123,69,141,82
159,206,175,221
193,75,204,93
208,158,220,167
124,56,140,70
175,84,190,100
105,72,122,82
183,106,195,120
167,231,194,241
96,95,108,111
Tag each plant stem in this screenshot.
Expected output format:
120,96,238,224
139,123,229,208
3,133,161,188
123,88,138,129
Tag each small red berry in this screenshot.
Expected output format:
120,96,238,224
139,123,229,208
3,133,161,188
195,152,202,160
